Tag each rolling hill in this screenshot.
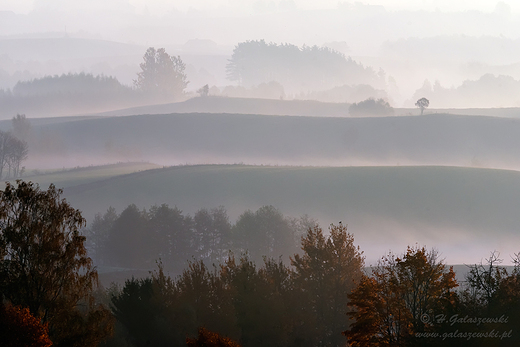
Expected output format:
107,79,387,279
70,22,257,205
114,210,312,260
99,96,520,118
21,163,520,266
13,112,520,171
21,162,160,189
4,107,519,265
96,96,352,117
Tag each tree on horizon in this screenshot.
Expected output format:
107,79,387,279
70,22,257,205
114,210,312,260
135,47,188,101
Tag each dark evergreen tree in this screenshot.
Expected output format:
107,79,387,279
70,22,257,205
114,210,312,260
106,204,150,268
292,223,364,347
148,204,194,268
85,207,118,266
233,205,295,264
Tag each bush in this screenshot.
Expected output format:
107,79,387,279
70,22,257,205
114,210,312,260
349,98,394,116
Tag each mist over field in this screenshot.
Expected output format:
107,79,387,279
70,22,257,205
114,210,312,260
2,1,520,278
2,1,520,109
5,2,520,346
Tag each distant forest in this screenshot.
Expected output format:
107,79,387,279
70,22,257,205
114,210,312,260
0,40,394,117
85,204,314,271
0,47,190,117
226,40,386,94
410,73,520,108
89,202,520,347
0,73,148,117
4,40,520,117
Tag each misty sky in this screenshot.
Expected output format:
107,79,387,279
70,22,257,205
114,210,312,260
2,0,520,106
3,0,518,15
2,0,518,47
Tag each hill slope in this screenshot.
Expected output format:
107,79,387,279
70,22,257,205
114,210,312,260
33,164,520,265
97,96,351,117
19,112,520,170
104,96,520,119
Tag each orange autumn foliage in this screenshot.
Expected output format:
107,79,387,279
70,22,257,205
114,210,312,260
186,327,241,347
0,303,53,347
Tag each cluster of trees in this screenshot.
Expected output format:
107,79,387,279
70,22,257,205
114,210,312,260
0,47,189,117
0,73,140,116
93,204,520,347
105,223,363,347
346,249,520,346
3,180,520,347
105,229,520,347
12,73,130,97
226,40,385,94
85,204,312,271
346,246,458,346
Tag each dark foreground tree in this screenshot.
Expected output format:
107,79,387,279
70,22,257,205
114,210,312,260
291,223,364,347
457,252,520,346
0,181,114,346
345,246,458,347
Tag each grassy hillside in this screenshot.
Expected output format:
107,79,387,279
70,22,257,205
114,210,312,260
397,107,520,118
19,112,520,170
24,164,519,265
103,97,520,118
98,96,351,117
21,162,160,189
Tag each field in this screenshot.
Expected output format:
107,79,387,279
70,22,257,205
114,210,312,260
21,162,161,189
18,162,520,266
100,96,520,119
5,98,520,265
6,110,520,170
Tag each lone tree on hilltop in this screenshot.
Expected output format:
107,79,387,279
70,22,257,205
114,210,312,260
0,180,114,346
415,97,429,115
134,47,188,100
